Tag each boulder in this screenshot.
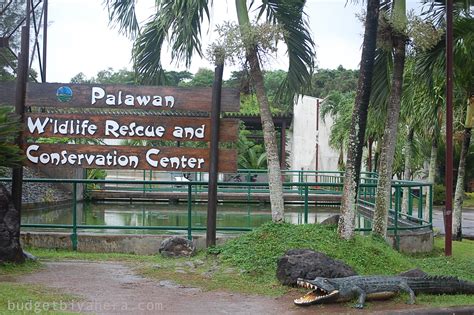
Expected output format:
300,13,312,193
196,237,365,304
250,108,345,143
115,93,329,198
159,236,196,258
276,249,357,286
320,215,340,226
23,250,38,261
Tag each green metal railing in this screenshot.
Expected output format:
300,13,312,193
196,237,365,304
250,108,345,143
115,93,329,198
1,173,432,251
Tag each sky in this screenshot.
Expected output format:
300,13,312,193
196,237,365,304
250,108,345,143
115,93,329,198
41,0,422,83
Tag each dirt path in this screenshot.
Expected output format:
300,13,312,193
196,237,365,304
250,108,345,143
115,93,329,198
8,261,474,315
12,260,302,314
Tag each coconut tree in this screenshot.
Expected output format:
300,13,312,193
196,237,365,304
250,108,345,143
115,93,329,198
0,107,24,263
105,0,315,223
417,15,474,240
338,0,381,239
320,91,355,170
371,0,409,238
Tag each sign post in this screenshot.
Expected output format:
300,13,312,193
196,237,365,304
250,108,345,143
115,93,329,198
206,64,224,247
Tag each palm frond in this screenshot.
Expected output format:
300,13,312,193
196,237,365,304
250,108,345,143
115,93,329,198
256,0,315,98
104,0,140,38
420,0,473,26
370,48,392,109
132,0,210,82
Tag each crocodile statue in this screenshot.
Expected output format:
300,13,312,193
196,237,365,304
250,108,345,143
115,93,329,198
294,275,474,308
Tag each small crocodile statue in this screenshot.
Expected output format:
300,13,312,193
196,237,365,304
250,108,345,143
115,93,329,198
294,275,474,308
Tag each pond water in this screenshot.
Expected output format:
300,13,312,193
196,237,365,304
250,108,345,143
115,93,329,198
21,201,374,234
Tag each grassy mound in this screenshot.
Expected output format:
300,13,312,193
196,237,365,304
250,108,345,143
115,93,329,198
211,222,474,283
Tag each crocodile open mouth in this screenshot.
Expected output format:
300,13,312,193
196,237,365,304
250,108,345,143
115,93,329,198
294,279,339,305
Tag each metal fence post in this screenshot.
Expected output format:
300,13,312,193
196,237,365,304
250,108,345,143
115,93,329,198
429,184,433,224
394,186,400,250
187,184,192,240
71,182,78,251
418,185,423,221
304,185,309,223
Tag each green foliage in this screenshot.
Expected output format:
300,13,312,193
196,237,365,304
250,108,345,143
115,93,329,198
164,70,193,86
0,0,26,82
239,94,260,115
237,125,266,169
70,67,135,84
310,66,358,98
0,107,23,167
86,169,107,180
179,68,214,87
320,91,355,169
433,184,446,205
464,192,474,208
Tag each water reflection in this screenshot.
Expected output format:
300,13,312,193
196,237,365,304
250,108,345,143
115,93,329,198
22,202,372,234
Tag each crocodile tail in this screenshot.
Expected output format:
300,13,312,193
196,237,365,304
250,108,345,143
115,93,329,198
405,276,474,295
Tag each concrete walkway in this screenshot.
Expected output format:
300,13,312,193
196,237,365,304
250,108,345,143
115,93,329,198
432,207,474,237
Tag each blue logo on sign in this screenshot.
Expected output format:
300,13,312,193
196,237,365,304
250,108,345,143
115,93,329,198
56,86,73,102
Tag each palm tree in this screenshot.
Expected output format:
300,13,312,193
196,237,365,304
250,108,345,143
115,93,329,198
105,0,315,223
320,91,355,170
338,0,381,239
0,107,24,263
371,0,408,238
417,15,474,240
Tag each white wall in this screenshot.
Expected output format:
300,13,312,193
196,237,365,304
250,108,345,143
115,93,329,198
290,95,340,179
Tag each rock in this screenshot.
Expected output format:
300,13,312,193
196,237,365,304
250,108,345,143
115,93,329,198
193,259,205,266
276,249,357,286
159,236,196,258
320,215,340,225
23,250,38,261
175,268,187,274
184,261,195,268
399,268,428,277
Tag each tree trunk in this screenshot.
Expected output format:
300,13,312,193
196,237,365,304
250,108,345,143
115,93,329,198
374,138,381,173
235,0,284,222
424,130,438,222
338,0,380,239
367,138,373,172
453,127,471,241
372,35,406,238
0,184,25,264
247,50,285,222
401,127,414,214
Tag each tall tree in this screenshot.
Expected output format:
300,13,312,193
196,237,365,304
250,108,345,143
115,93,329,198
338,0,381,239
417,14,474,239
105,0,315,223
372,0,408,238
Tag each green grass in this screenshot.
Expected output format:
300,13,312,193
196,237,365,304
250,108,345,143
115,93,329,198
5,223,474,309
0,260,76,314
26,248,159,262
0,283,76,314
463,192,474,208
211,222,413,275
0,260,42,276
